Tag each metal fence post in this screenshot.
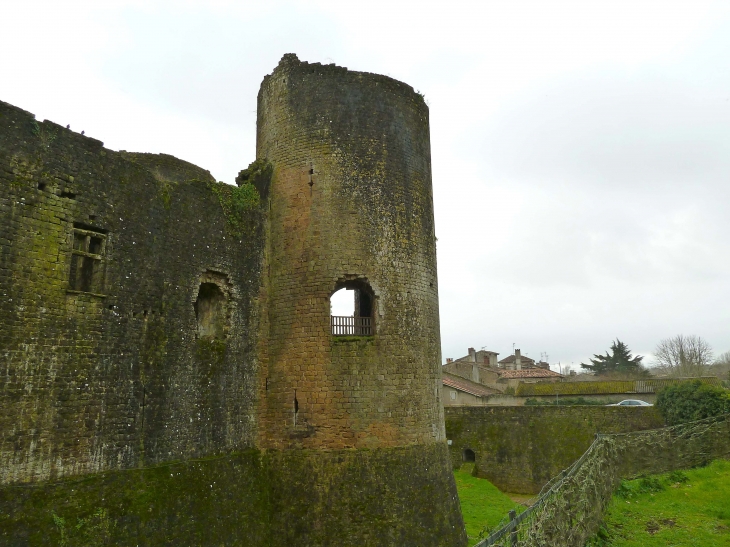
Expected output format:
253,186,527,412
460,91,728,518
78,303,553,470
509,510,517,547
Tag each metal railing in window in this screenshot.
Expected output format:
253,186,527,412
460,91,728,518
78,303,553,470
331,316,373,336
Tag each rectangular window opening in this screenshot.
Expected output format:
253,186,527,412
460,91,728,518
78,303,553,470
69,225,107,295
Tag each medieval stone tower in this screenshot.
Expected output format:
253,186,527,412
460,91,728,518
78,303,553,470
257,54,464,545
258,54,445,447
0,55,465,546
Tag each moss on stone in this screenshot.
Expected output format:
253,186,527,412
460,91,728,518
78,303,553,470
235,159,273,190
208,180,260,235
30,120,59,148
158,180,174,209
445,406,664,494
195,337,227,363
195,338,227,383
331,335,375,344
0,444,467,547
0,451,270,546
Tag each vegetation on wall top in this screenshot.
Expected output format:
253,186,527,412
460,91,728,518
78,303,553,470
515,377,722,397
524,397,610,406
206,159,272,235
235,158,273,191
208,180,260,235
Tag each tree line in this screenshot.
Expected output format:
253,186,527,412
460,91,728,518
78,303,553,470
580,336,730,379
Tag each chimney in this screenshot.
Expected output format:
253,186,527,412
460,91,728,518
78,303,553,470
468,347,476,362
446,358,453,364
515,349,522,370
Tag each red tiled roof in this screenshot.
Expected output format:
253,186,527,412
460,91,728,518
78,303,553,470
497,369,563,379
442,373,496,397
498,354,536,364
452,350,499,363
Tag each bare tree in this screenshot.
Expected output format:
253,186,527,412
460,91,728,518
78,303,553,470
653,335,714,377
710,350,730,381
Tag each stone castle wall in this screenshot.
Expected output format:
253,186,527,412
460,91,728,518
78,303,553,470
445,406,665,494
0,99,267,486
0,55,466,546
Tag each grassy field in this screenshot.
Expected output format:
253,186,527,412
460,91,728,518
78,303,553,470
454,464,525,546
587,459,730,547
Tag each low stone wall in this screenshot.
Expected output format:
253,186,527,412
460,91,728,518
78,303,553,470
470,393,648,406
444,406,664,494
522,393,658,405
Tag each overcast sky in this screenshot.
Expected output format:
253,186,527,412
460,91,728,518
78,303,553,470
3,1,728,371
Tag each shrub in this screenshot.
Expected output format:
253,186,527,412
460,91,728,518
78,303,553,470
667,470,689,484
656,380,730,425
638,477,664,494
615,480,632,499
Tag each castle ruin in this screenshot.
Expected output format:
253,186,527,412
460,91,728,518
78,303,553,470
0,54,466,546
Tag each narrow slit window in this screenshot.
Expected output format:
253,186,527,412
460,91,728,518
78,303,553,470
69,225,107,294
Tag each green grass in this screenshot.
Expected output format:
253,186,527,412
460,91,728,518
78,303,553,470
587,459,730,547
454,464,525,546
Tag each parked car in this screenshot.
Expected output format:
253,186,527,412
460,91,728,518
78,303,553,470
606,399,653,407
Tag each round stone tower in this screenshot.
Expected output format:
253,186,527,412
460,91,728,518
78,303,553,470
256,54,466,546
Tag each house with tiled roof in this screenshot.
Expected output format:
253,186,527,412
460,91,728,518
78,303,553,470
442,347,500,385
444,347,499,367
442,346,563,395
494,367,563,389
497,349,550,370
441,372,499,406
498,352,535,368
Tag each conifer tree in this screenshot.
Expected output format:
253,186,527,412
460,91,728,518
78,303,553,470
580,339,646,376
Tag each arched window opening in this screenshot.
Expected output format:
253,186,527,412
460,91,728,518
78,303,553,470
330,279,375,336
195,282,226,339
330,288,355,316
463,448,476,463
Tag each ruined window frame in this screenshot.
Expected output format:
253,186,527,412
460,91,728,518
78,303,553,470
67,226,107,296
195,282,228,339
194,271,233,341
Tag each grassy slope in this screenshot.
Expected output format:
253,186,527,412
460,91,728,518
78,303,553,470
589,459,730,547
454,464,524,546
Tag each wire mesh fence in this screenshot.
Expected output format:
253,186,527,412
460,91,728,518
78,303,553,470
473,413,730,547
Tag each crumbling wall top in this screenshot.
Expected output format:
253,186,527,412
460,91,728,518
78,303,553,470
261,53,427,109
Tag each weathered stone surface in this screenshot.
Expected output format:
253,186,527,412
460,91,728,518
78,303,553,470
0,100,266,487
0,443,463,547
0,450,271,546
445,406,665,494
257,55,444,451
0,54,466,546
257,54,464,545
